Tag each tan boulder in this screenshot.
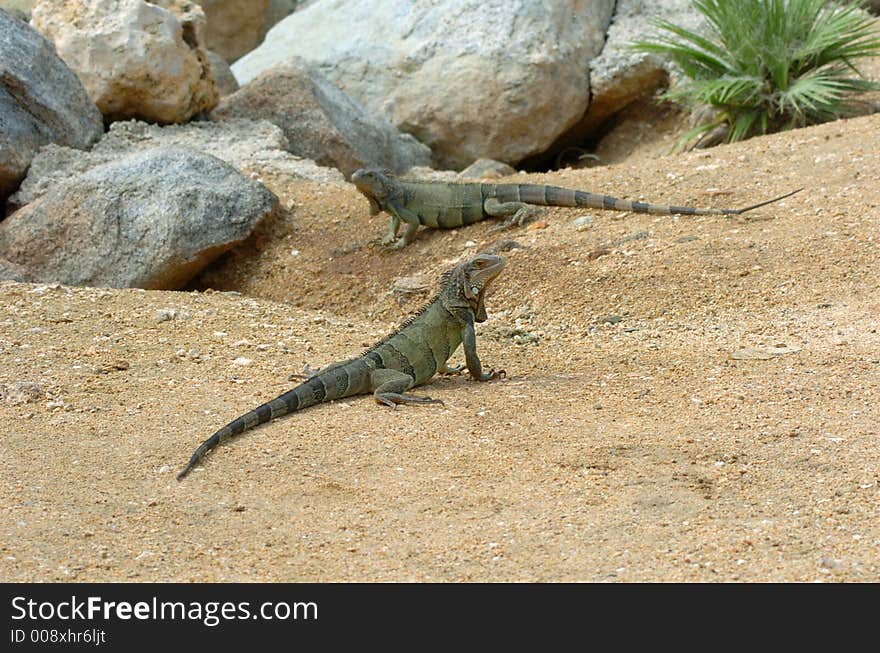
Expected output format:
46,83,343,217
31,0,219,123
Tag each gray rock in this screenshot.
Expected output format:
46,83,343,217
0,9,102,205
213,58,432,177
521,0,705,167
458,159,516,180
584,0,705,132
0,1,33,19
232,0,614,169
9,118,340,208
0,147,278,289
206,50,240,97
195,0,302,63
195,0,269,63
0,256,33,282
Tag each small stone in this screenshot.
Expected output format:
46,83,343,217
572,215,594,228
392,274,432,305
232,357,253,366
526,220,549,231
156,308,185,322
819,557,843,570
620,230,649,243
1,381,45,405
586,248,611,261
596,315,623,325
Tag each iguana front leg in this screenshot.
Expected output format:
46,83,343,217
484,197,543,231
461,313,502,381
382,214,401,245
370,368,443,408
386,203,422,250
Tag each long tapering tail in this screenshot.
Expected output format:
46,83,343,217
177,383,309,480
500,184,803,216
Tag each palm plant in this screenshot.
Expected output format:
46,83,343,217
632,0,880,148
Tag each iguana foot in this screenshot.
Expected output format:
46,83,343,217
385,239,408,250
473,368,505,382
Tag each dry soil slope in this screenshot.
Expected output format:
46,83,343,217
1,113,878,582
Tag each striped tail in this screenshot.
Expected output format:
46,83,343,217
177,377,325,480
495,184,802,216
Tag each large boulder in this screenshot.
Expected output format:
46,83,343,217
206,50,239,97
8,118,340,210
0,9,102,205
232,0,614,169
31,0,219,124
0,148,278,289
194,1,301,63
0,256,33,282
212,59,432,177
194,0,269,63
519,0,706,168
583,0,704,133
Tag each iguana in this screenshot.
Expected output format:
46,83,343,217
177,253,506,480
351,168,803,249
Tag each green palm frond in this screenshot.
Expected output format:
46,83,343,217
629,0,880,147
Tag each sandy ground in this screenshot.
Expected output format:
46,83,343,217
1,108,879,582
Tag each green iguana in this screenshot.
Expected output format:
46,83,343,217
177,253,506,480
351,168,803,249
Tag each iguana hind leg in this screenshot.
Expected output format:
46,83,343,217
370,368,444,408
484,197,543,231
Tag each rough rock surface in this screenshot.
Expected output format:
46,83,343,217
9,119,340,209
585,0,704,131
0,8,102,204
213,59,431,177
206,50,240,97
458,159,517,180
0,148,278,289
232,0,614,169
31,0,219,123
194,0,300,63
522,0,705,169
194,0,269,63
0,256,32,282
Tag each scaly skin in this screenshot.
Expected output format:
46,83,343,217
177,253,506,480
351,168,802,249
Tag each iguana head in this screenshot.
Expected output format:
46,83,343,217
351,168,394,215
442,253,506,322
